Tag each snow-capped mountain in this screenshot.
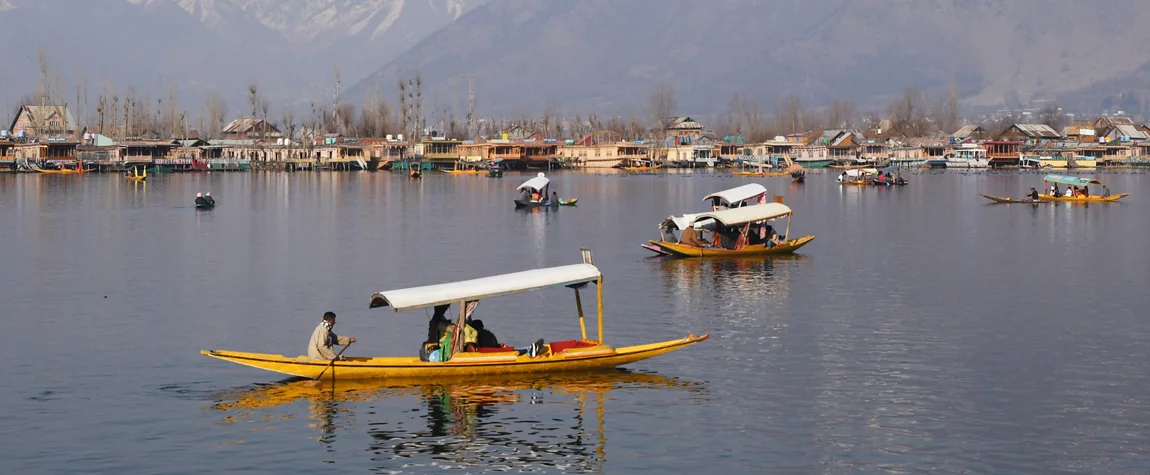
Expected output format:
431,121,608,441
0,0,485,109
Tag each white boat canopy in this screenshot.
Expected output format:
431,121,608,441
690,203,792,227
517,173,550,192
370,263,602,311
659,213,714,230
702,183,767,205
842,168,879,178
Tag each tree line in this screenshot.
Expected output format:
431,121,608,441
8,49,1075,143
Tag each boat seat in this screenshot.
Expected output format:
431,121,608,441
476,345,516,353
548,339,599,354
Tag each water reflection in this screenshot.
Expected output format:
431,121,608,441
658,255,807,304
208,371,705,471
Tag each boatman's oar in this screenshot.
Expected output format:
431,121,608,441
304,342,352,387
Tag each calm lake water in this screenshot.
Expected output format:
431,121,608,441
1,168,1148,474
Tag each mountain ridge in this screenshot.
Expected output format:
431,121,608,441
349,0,1150,117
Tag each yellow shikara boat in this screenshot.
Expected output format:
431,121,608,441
836,168,879,185
615,158,663,172
1038,174,1129,203
202,250,708,380
127,166,147,182
732,162,787,177
443,159,485,175
644,202,815,257
36,166,90,174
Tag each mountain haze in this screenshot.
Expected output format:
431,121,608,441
0,0,486,114
350,0,1150,116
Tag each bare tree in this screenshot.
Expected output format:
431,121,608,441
826,98,856,129
332,59,342,136
467,76,476,138
259,98,270,139
647,83,677,140
774,95,805,135
248,82,258,134
888,87,929,137
414,74,423,138
1039,104,1066,130
398,78,408,140
205,90,227,139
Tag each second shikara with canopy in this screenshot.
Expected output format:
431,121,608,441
1039,174,1129,202
702,183,768,210
645,202,815,257
201,249,707,380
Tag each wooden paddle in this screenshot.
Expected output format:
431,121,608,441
303,342,352,387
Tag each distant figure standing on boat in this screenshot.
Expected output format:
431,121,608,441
204,192,216,206
309,312,355,361
195,193,207,206
551,191,559,205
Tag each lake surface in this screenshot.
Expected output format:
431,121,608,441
1,168,1148,474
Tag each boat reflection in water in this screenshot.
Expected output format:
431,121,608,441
659,255,807,302
209,370,705,471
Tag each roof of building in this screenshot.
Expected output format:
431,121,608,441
1108,124,1149,140
1096,116,1135,127
898,137,952,147
1006,123,1062,139
222,118,281,134
10,105,79,132
952,124,986,138
664,116,703,130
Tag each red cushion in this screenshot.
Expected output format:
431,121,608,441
548,340,598,354
476,345,516,353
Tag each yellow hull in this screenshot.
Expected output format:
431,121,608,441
732,171,788,177
1039,159,1097,169
1037,193,1128,203
36,168,90,174
201,334,708,380
443,169,485,175
647,235,815,257
622,166,663,171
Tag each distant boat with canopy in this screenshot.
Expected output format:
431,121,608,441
1038,174,1128,202
514,173,577,208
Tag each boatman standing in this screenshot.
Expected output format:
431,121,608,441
308,311,355,361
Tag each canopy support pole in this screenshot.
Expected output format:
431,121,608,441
575,288,588,340
785,214,791,241
596,279,604,344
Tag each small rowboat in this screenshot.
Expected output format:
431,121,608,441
514,172,576,208
201,249,709,380
515,199,578,208
1038,174,1128,203
980,194,1043,204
